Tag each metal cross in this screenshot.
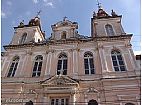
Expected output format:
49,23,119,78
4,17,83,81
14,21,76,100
96,0,101,9
63,16,67,21
36,10,42,17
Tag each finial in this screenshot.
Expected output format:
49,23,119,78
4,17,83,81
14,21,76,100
36,10,42,17
18,20,24,27
93,11,96,17
96,0,102,9
111,9,118,17
63,16,67,21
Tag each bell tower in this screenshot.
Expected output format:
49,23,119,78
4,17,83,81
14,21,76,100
10,13,45,45
91,2,125,37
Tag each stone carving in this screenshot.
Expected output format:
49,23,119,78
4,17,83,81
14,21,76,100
26,51,32,55
41,75,79,87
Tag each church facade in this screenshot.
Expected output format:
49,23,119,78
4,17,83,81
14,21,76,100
1,6,140,105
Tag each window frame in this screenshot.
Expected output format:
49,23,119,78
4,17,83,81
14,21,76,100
84,52,95,75
7,56,20,77
57,53,68,75
61,31,67,39
19,33,27,44
50,97,69,105
32,55,43,77
111,50,127,72
105,24,115,36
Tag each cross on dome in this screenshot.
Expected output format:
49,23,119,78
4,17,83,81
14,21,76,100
63,16,67,21
36,10,42,17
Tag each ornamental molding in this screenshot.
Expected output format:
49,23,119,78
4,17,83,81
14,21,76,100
40,75,79,87
3,35,132,50
26,51,32,55
125,43,132,48
1,52,8,56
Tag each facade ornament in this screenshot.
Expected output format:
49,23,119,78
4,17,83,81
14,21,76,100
1,52,9,56
112,46,117,50
125,43,132,48
63,16,67,21
87,87,98,93
69,49,73,52
111,10,118,17
50,49,55,53
26,51,32,55
98,44,104,49
18,20,24,28
93,11,96,17
93,48,98,52
46,51,49,54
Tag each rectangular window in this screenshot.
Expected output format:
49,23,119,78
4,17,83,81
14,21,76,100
114,67,119,71
117,55,122,60
85,70,89,74
32,61,42,77
90,58,94,69
113,61,118,66
63,60,67,70
84,59,89,70
112,56,116,60
7,62,18,77
50,98,69,105
120,66,126,71
91,68,95,74
57,60,62,70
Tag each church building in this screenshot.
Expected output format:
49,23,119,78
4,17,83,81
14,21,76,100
1,5,140,105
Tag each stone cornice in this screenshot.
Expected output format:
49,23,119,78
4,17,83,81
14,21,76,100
3,34,132,50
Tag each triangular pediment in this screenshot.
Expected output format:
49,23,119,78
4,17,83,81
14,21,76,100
41,75,79,87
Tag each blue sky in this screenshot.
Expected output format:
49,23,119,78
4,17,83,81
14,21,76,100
1,0,141,51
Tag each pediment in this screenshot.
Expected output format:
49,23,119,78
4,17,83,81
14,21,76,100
41,75,79,87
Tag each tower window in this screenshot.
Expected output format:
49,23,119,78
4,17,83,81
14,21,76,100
84,52,95,75
57,53,67,75
19,33,27,44
32,55,43,77
105,24,115,36
111,50,126,71
61,31,66,39
7,56,20,77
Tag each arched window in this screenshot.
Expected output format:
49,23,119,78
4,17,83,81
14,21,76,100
19,33,27,44
111,50,126,71
125,103,135,105
88,99,98,105
61,31,66,39
84,52,95,74
57,53,67,75
32,55,43,77
7,56,20,77
105,24,115,36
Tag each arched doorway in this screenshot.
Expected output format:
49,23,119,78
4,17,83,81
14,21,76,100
25,100,33,105
88,99,98,105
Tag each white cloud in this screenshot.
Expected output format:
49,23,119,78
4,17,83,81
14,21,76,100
32,0,54,7
1,11,6,18
42,0,54,8
45,2,54,8
32,0,38,4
